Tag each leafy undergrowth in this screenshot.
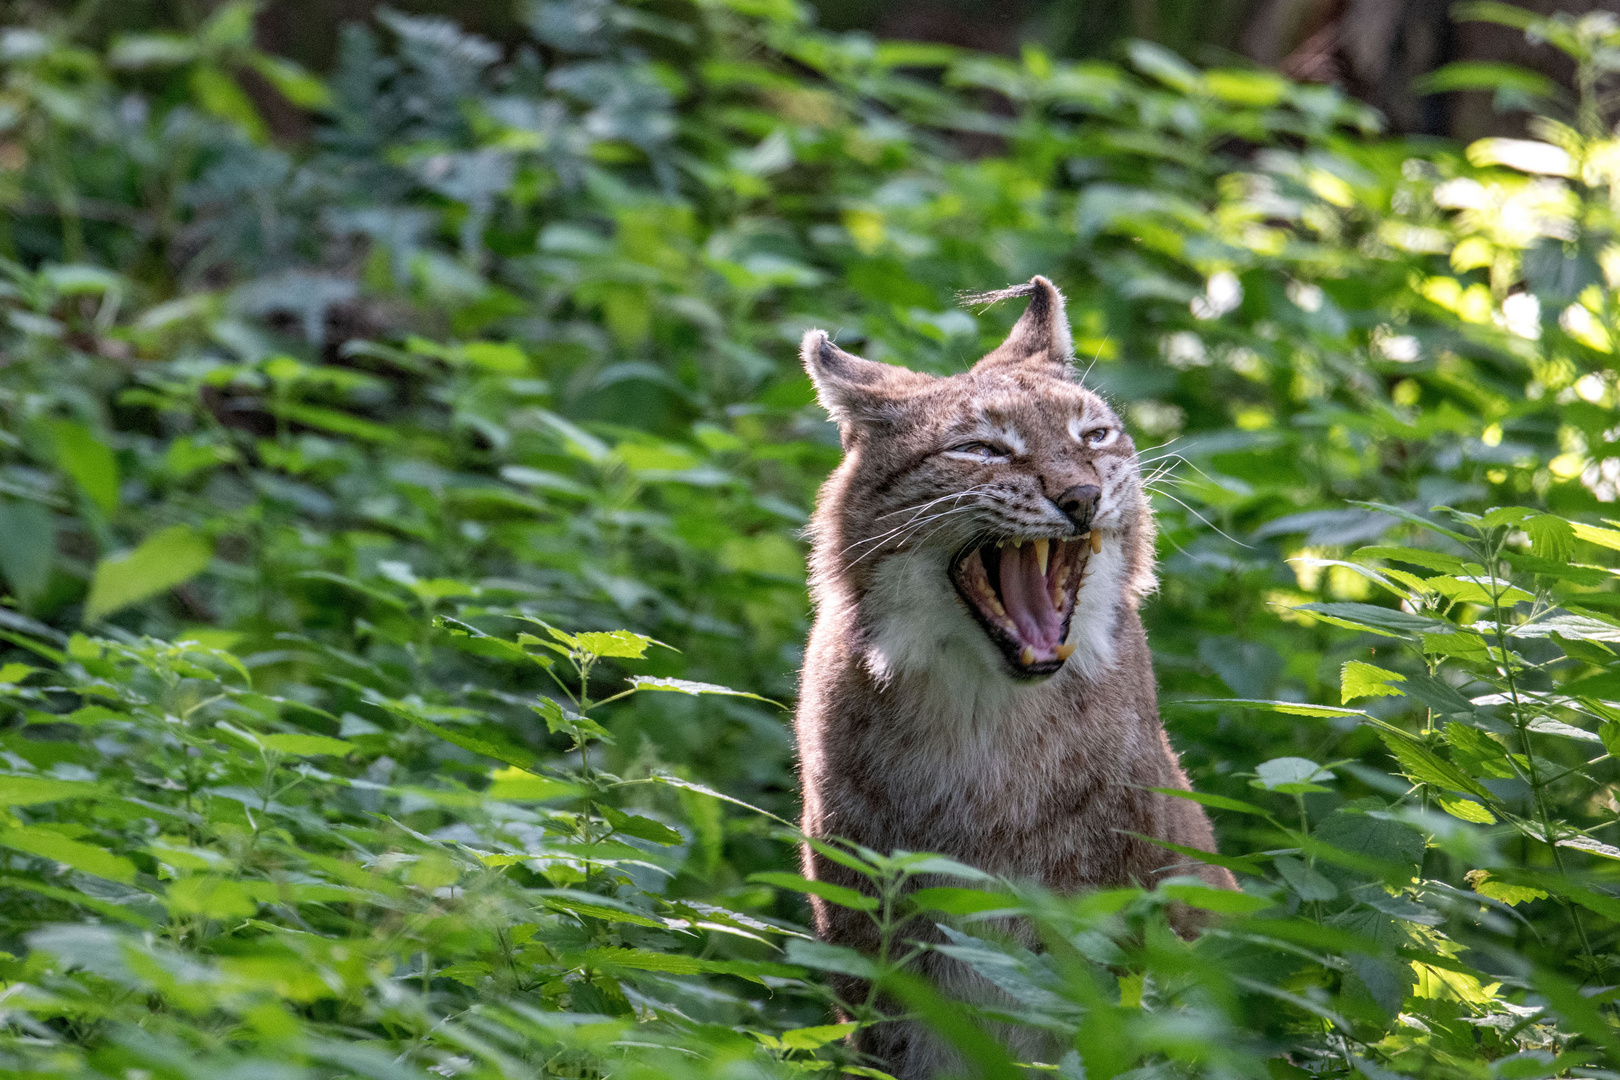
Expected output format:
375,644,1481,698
5,0,1620,1076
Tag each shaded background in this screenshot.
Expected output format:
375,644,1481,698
19,0,1620,139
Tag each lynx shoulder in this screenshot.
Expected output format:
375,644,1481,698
794,276,1235,1077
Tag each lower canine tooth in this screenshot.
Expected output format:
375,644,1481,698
1055,643,1075,661
1089,531,1103,554
1019,646,1035,666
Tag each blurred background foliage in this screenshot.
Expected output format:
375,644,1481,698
5,0,1620,1075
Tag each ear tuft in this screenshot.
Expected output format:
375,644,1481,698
800,330,930,447
964,275,1075,375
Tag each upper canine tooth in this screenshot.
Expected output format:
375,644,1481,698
1089,531,1103,554
1033,538,1049,575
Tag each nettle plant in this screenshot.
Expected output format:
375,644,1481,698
1194,505,1620,1069
0,615,858,1078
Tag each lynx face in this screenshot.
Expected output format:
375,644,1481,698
804,278,1153,683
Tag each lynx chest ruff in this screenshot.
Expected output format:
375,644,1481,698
791,275,1235,1078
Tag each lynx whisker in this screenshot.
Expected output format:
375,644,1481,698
845,505,987,566
1144,486,1252,548
842,498,993,558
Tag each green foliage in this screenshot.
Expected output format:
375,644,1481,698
4,0,1620,1075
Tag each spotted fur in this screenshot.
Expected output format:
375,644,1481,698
795,276,1236,1077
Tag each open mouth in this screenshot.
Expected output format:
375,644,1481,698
949,533,1099,677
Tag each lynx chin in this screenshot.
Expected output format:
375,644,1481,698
794,276,1236,1077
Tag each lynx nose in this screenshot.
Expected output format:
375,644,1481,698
1055,484,1101,529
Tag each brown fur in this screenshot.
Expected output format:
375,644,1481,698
794,277,1236,1076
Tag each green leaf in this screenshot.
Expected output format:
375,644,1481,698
1348,501,1475,543
1157,882,1275,914
485,767,579,802
1252,757,1333,794
537,890,667,929
1380,732,1492,799
1149,787,1270,816
0,777,104,806
1273,855,1338,901
570,630,655,659
749,871,878,911
626,676,781,706
107,32,199,68
1526,514,1577,561
577,947,799,982
0,826,135,883
600,806,683,845
909,886,1021,915
1572,521,1620,553
1130,833,1267,875
0,499,55,606
84,525,213,621
168,875,259,919
532,697,614,744
1434,794,1496,824
51,420,119,517
1353,546,1470,574
783,938,878,979
774,1022,859,1050
374,696,539,772
1466,871,1546,906
190,64,268,142
1341,661,1406,704
276,403,400,444
1175,698,1369,719
1414,60,1561,101
257,734,357,757
1296,602,1452,637
247,53,332,108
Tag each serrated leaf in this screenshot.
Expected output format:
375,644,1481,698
1296,602,1453,636
1341,661,1406,704
600,806,683,845
1157,882,1275,914
1434,794,1495,823
257,734,356,757
626,676,780,706
1252,756,1333,793
783,938,878,979
1558,836,1620,862
1273,855,1338,900
1149,787,1270,816
1380,733,1491,798
576,947,799,981
485,767,579,802
909,887,1021,915
1572,521,1620,552
749,871,877,911
1176,698,1368,718
570,630,654,659
1465,870,1546,905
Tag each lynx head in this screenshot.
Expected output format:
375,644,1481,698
803,276,1154,685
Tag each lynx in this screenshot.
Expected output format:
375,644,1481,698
795,276,1236,1076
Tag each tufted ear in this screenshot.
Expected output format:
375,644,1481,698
966,276,1075,375
801,330,932,448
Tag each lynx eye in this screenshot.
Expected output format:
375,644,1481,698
945,440,1011,463
1083,427,1115,447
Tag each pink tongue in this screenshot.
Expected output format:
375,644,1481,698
997,545,1062,654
